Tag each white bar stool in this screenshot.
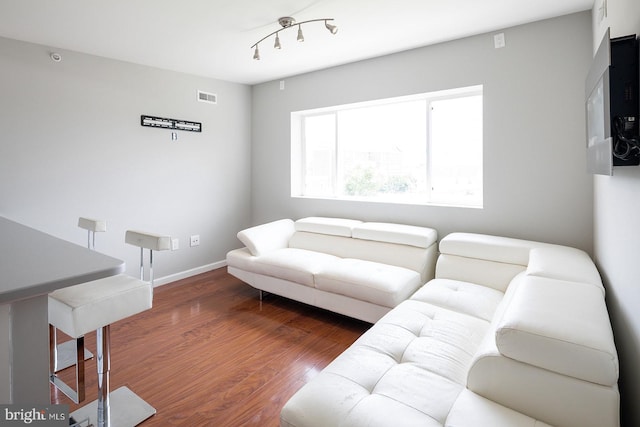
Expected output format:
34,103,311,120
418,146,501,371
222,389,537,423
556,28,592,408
50,218,107,375
49,228,170,427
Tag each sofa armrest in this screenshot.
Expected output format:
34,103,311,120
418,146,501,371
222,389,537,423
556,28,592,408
236,219,295,256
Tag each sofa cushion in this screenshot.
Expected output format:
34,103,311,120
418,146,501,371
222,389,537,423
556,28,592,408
439,232,535,266
290,231,436,283
280,300,490,427
352,222,437,249
436,254,526,292
288,232,354,258
295,217,362,237
252,248,341,287
315,259,421,308
495,275,618,387
410,279,504,322
446,389,553,427
236,219,294,256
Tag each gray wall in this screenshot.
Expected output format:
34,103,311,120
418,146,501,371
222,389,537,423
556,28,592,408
251,12,594,252
0,36,252,283
591,0,640,426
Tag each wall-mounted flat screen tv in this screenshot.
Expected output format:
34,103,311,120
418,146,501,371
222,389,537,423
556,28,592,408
586,29,639,175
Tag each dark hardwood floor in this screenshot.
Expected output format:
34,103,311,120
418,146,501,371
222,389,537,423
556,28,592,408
51,268,370,426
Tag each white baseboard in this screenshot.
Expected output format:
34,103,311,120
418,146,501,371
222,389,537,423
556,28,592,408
152,260,227,287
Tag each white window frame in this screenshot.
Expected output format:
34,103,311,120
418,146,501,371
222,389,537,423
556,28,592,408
291,85,483,208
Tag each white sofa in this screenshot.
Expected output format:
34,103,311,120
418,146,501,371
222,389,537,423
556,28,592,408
226,217,438,323
280,232,620,427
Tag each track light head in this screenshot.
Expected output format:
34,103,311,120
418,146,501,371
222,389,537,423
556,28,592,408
253,45,260,60
297,25,304,42
325,20,338,34
274,33,281,49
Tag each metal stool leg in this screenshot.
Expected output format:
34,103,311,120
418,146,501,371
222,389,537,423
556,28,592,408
139,248,144,283
76,336,86,403
149,249,154,285
49,324,57,373
49,325,86,403
140,248,155,285
69,321,155,427
96,325,111,427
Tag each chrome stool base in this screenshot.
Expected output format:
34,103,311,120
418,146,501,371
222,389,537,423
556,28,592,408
70,386,156,427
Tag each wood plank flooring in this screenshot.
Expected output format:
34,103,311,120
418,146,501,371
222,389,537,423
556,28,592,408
51,268,371,426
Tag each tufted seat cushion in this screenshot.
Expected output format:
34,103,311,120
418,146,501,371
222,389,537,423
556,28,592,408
410,278,505,322
280,300,490,427
48,274,153,338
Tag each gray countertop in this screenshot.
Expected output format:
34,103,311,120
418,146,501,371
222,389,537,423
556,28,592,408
0,216,125,304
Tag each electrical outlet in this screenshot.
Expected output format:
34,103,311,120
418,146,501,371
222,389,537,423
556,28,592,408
171,238,179,251
190,235,200,247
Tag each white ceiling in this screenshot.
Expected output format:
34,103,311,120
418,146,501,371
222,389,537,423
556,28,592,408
0,0,593,85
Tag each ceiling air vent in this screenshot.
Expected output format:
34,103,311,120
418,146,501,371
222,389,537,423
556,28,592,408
197,90,217,105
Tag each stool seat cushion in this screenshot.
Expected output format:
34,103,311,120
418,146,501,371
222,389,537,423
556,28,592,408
49,274,153,338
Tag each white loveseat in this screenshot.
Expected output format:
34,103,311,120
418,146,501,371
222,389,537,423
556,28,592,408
280,232,620,427
226,217,438,323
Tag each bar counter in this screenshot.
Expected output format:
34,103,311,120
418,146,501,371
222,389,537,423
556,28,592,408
0,216,124,403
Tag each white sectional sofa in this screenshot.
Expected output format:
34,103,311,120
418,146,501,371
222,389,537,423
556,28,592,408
226,217,438,323
280,232,620,427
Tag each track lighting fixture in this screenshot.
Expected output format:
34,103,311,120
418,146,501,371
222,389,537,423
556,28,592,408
251,16,338,60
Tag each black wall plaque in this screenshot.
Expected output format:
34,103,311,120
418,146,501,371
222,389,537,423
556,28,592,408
141,115,202,132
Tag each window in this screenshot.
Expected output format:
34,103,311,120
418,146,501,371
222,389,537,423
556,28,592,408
291,86,483,207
